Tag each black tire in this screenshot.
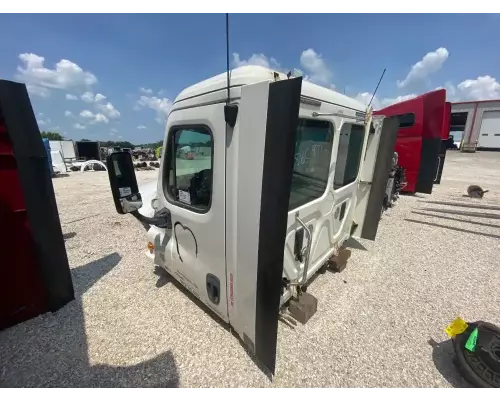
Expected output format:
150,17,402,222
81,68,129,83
453,321,500,388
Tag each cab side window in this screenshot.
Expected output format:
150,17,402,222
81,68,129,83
165,126,213,212
289,119,334,211
333,123,366,189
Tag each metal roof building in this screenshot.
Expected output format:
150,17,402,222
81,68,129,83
451,99,500,152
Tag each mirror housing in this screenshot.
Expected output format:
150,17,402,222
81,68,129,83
107,151,143,214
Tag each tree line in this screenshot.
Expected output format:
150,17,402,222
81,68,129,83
40,131,163,150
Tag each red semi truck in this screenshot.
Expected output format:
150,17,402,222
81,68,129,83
375,89,450,194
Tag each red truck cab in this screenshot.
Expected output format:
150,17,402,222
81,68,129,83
375,89,449,194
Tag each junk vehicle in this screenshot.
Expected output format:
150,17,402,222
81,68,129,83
106,65,400,375
374,89,450,194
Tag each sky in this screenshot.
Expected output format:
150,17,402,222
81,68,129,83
0,13,499,144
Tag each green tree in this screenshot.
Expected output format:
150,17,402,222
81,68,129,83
40,131,64,140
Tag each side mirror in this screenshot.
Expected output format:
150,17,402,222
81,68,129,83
107,151,143,214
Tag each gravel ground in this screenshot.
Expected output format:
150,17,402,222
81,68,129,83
1,151,499,387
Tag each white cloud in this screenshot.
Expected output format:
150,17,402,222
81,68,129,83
355,92,418,110
456,75,500,101
137,125,147,129
74,123,86,130
300,48,333,88
81,91,107,103
96,102,120,119
94,113,109,123
16,53,97,98
355,92,381,110
37,119,47,126
232,49,334,88
27,85,51,98
95,93,106,102
80,110,94,118
434,76,500,102
356,74,500,110
66,94,78,100
79,110,109,124
140,87,153,94
232,52,281,70
136,95,171,124
118,135,123,139
64,110,73,117
81,92,95,103
397,47,449,89
382,94,418,107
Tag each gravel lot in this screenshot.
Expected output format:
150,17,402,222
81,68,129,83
1,151,499,387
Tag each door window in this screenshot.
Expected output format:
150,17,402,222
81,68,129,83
289,119,334,211
333,123,366,189
165,126,213,212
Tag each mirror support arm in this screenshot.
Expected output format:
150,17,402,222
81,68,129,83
130,208,172,230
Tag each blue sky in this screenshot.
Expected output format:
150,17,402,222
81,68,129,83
1,13,499,144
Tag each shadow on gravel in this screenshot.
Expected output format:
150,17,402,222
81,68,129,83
345,237,367,251
153,265,274,381
411,211,500,230
63,232,77,240
0,252,180,388
428,338,471,388
405,219,500,240
421,208,500,220
419,200,500,212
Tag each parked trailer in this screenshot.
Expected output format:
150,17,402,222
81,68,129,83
49,139,76,162
75,140,101,161
375,89,448,194
106,66,399,375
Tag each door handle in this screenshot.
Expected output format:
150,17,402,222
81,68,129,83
290,213,312,286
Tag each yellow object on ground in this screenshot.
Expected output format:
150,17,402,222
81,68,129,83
445,317,469,338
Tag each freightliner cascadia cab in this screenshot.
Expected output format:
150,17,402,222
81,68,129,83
106,66,399,375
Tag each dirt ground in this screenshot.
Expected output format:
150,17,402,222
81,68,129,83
1,150,499,387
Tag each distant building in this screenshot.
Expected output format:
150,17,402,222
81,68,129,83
451,99,500,152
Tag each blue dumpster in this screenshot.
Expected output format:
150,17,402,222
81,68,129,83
42,138,54,177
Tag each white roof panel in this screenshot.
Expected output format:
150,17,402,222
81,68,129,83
174,65,366,112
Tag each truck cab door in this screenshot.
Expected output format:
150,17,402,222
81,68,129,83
434,101,451,185
352,115,399,240
225,77,303,376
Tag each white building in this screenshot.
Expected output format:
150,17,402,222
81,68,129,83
451,99,500,152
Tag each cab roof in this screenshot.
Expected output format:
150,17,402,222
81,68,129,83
174,65,366,112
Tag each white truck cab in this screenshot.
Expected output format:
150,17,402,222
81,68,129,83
106,65,399,375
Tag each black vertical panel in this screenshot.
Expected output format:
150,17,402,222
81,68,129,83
254,77,302,375
0,80,74,312
434,140,447,184
361,116,399,240
415,137,442,194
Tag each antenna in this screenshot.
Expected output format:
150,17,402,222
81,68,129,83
367,68,386,109
223,13,238,128
225,13,230,104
